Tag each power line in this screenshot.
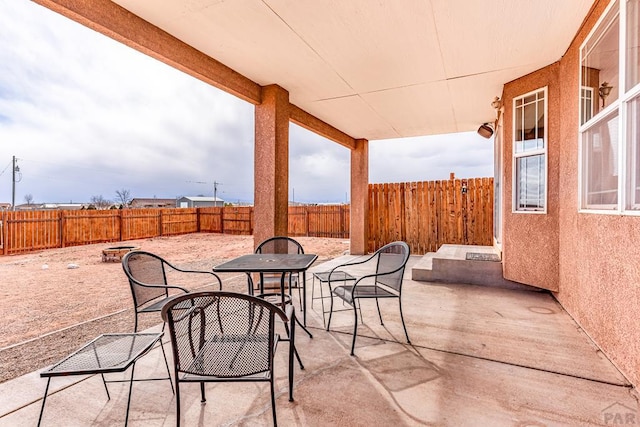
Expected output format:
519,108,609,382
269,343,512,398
0,159,12,177
186,180,223,200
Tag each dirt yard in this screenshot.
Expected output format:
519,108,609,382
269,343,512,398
0,233,350,383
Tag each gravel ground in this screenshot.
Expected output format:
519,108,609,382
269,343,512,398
0,233,349,383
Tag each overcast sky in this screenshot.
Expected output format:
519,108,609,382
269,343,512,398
0,0,493,206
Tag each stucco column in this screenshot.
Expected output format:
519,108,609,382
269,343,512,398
254,84,289,249
350,138,369,254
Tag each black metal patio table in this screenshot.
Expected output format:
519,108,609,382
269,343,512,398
38,333,173,427
213,253,317,330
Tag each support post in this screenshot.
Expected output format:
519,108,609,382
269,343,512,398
254,84,290,249
350,139,369,255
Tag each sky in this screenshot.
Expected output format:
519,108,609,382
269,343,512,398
0,0,493,206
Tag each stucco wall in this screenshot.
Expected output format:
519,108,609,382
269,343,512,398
555,0,640,388
502,0,640,387
501,64,561,292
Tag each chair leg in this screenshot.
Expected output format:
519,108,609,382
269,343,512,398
200,382,206,403
319,278,328,327
100,373,110,399
350,301,359,356
283,321,305,370
375,297,384,325
124,362,138,427
37,378,51,427
356,299,364,325
270,376,278,427
301,271,306,325
296,317,313,339
326,289,335,331
399,298,411,344
159,340,175,394
175,381,181,427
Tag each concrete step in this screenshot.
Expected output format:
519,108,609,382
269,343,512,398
412,244,538,291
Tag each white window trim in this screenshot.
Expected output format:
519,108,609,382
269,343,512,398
512,87,548,214
578,0,640,216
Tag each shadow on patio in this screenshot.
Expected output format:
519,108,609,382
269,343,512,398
0,256,636,426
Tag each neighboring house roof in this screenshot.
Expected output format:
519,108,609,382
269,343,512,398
42,203,86,210
179,196,224,202
14,203,42,210
130,198,176,207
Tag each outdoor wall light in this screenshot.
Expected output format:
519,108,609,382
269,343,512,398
477,123,494,139
491,96,502,110
599,81,613,108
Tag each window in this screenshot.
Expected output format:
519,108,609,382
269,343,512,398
581,87,595,124
580,0,640,212
627,94,640,207
513,88,547,212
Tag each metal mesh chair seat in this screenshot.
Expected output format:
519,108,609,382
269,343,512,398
137,296,174,313
182,333,279,378
332,284,398,304
162,291,294,426
42,333,163,376
37,333,173,426
326,241,411,355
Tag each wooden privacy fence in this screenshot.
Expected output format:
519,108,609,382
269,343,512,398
0,205,350,255
368,178,494,254
289,205,350,238
0,178,493,256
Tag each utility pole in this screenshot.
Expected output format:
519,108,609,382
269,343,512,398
213,181,222,203
187,180,223,205
11,156,20,211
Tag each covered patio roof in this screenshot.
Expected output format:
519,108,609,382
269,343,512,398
36,0,594,141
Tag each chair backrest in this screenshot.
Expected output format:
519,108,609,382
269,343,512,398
255,236,304,255
375,241,410,293
122,250,170,309
161,291,287,378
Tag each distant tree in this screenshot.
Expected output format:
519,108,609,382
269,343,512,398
24,194,34,205
90,195,111,210
115,188,132,208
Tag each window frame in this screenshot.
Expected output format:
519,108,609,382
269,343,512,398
512,87,548,214
578,0,640,215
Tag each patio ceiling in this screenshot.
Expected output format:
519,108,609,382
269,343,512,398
84,1,596,141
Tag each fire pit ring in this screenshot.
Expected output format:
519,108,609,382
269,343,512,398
102,246,140,263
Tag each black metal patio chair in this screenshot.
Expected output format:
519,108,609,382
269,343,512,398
325,241,411,355
252,236,315,341
122,250,222,331
253,236,305,308
161,291,294,427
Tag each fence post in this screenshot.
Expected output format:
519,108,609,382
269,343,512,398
159,210,163,236
2,211,7,255
249,207,254,235
59,210,65,248
118,209,123,242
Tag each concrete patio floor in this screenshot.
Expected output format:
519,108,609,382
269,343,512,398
0,256,637,426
